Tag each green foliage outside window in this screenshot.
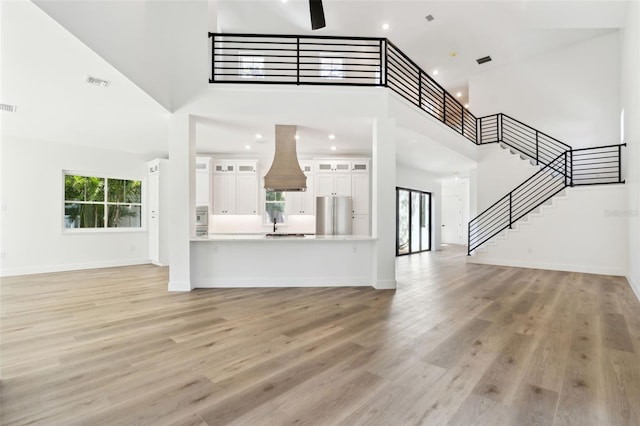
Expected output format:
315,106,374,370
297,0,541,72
64,174,142,229
265,191,286,224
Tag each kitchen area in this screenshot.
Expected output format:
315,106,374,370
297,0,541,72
153,118,379,288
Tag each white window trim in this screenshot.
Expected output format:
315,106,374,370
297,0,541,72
61,170,146,233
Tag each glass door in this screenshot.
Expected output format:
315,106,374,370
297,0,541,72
396,187,432,256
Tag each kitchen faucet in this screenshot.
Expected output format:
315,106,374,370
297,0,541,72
273,217,277,233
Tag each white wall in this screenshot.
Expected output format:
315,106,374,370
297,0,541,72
0,136,150,276
476,144,540,212
470,31,621,149
622,1,640,299
470,185,628,276
396,164,442,251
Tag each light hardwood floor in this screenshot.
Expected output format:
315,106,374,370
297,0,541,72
1,246,639,425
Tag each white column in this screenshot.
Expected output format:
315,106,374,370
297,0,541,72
168,113,196,291
371,117,397,289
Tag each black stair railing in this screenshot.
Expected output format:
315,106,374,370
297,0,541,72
468,143,626,254
478,113,571,167
468,151,570,255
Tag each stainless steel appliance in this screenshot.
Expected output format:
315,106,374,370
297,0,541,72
316,196,352,235
195,206,208,236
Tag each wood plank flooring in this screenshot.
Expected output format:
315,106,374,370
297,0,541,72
1,246,639,425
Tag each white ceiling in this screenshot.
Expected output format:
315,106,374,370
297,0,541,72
195,115,373,156
395,126,477,177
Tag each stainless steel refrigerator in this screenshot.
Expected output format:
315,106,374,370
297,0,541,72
316,196,352,235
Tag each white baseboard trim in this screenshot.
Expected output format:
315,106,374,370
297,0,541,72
374,279,397,290
626,274,640,302
193,276,372,288
0,258,151,277
468,256,627,277
168,281,192,292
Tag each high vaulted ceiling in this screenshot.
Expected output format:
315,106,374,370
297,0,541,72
216,0,626,104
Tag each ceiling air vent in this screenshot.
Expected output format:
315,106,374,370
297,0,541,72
86,75,111,88
0,103,17,113
425,14,434,22
476,56,492,65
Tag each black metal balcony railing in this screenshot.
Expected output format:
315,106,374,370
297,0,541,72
571,144,626,186
209,32,626,254
209,33,477,143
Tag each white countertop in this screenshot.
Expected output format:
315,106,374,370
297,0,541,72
192,234,376,242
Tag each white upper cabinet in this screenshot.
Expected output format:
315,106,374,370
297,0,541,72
213,160,235,174
236,161,257,174
287,162,315,216
213,173,236,214
195,157,213,208
236,174,258,214
212,160,258,215
315,174,352,197
350,159,370,173
351,174,370,215
315,159,351,174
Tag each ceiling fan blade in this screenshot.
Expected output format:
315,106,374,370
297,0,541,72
309,0,326,30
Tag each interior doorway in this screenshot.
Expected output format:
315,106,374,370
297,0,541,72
396,187,431,256
442,195,464,244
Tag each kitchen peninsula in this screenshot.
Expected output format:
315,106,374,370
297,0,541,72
191,234,376,287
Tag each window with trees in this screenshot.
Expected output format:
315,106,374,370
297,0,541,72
64,174,142,230
265,191,286,224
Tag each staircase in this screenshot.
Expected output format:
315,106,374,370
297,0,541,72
208,33,626,254
468,112,625,255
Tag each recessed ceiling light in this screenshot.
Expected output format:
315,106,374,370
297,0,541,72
295,134,300,140
281,0,288,3
464,104,469,109
86,75,110,88
382,23,390,30
0,103,17,113
330,146,337,151
245,145,251,150
255,133,262,139
456,92,462,98
328,134,336,140
432,69,439,76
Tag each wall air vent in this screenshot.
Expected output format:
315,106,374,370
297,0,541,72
86,75,111,88
0,103,17,112
425,14,434,22
476,56,492,65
